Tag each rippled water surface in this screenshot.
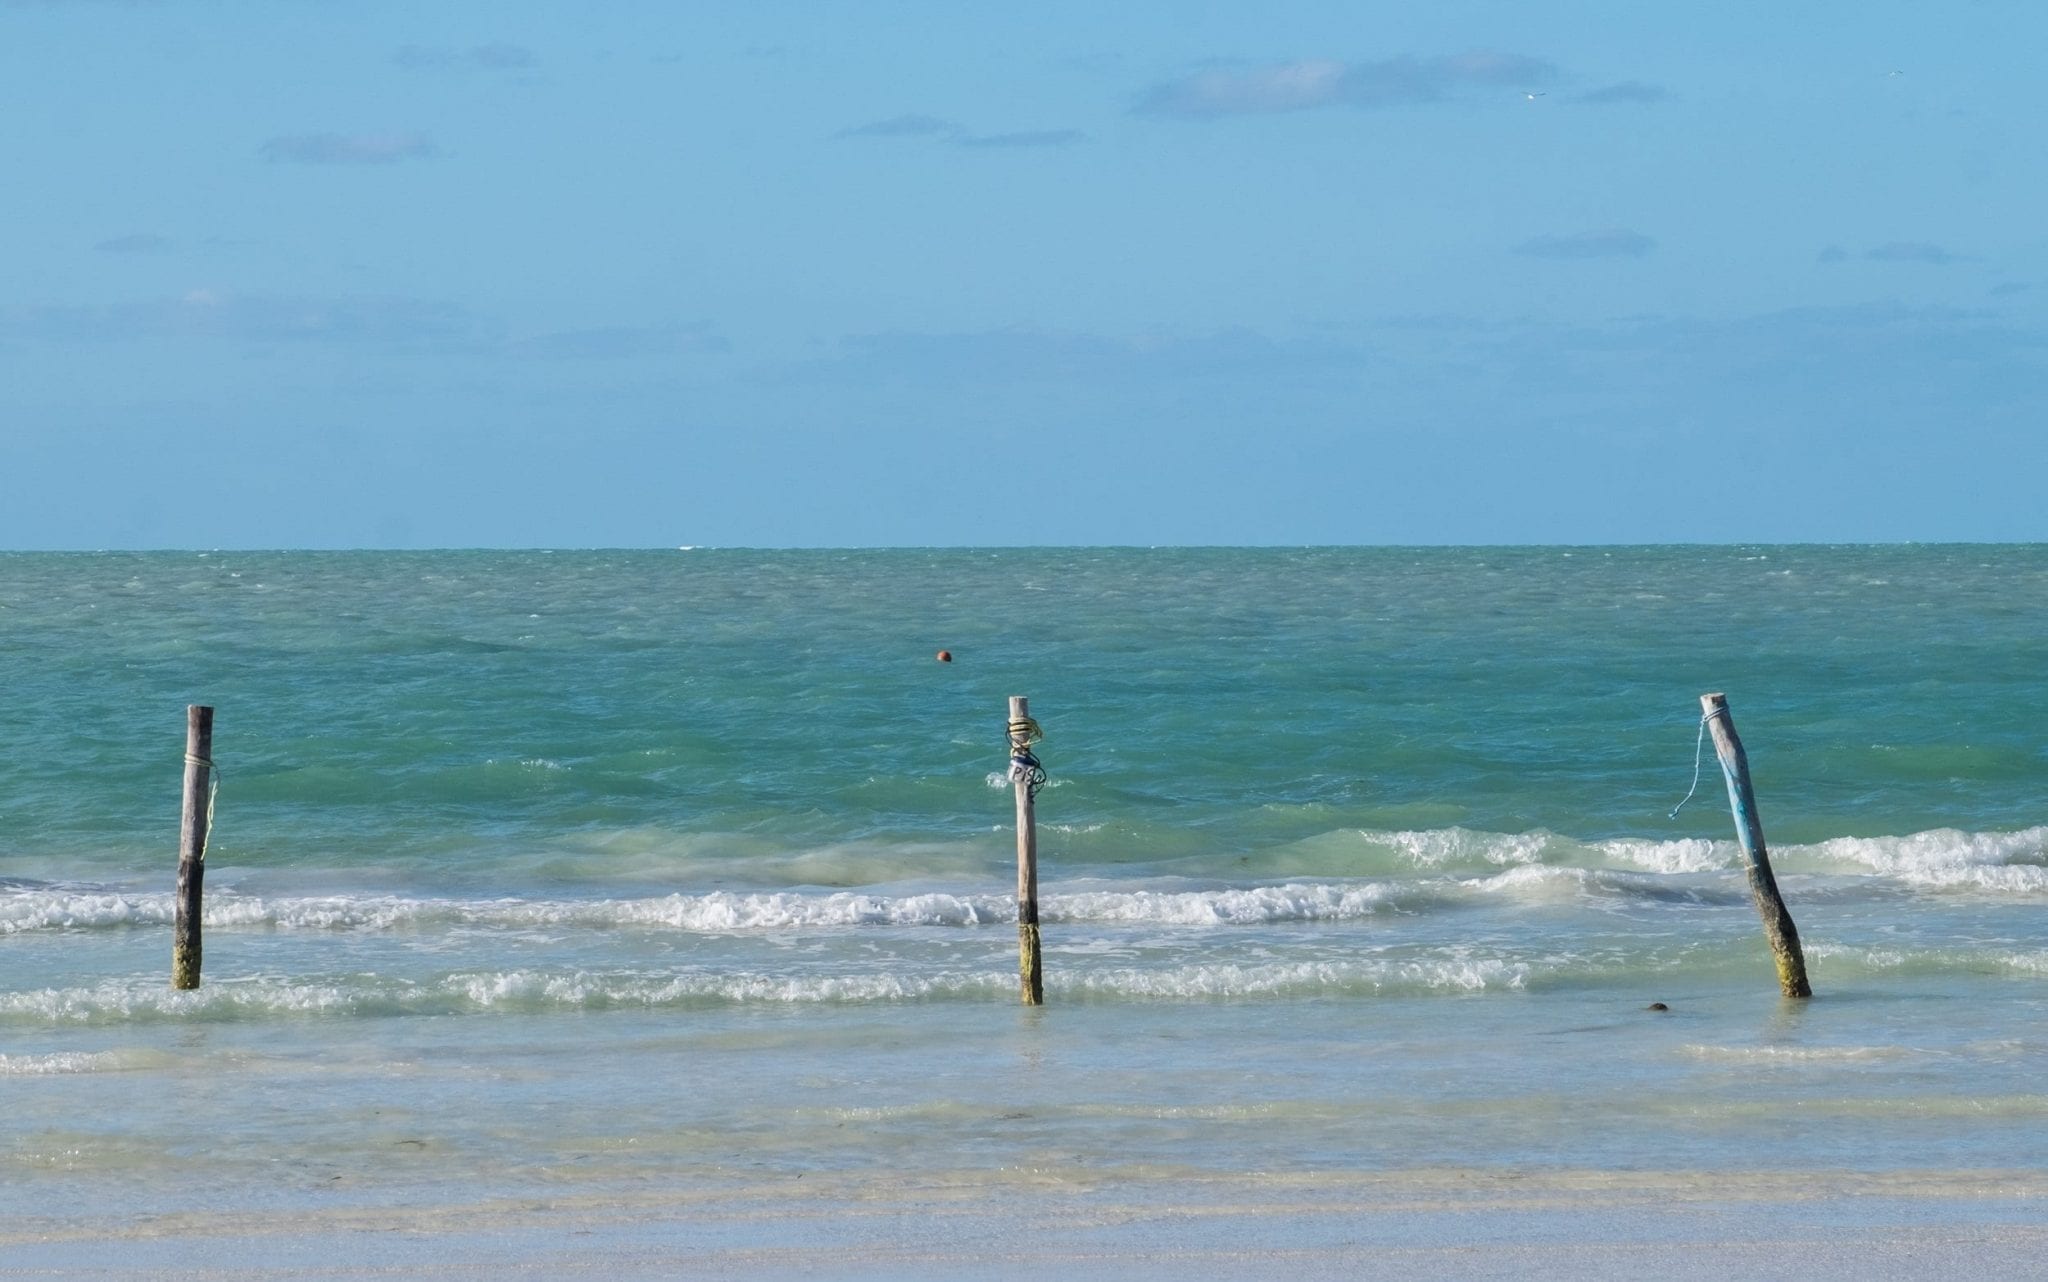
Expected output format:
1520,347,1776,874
4,547,2046,1215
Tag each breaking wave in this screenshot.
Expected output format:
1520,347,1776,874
8,823,2045,941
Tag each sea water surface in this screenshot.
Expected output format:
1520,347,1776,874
3,547,2047,1230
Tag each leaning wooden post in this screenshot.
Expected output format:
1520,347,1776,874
1007,696,1044,1005
1700,693,1811,998
173,705,214,991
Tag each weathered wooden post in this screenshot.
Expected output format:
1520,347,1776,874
1700,692,1811,998
1007,696,1044,1005
173,704,215,991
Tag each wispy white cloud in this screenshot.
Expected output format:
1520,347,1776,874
1136,52,1557,118
260,133,441,165
1140,58,1351,116
1514,229,1655,259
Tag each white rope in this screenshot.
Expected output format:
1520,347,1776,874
185,753,220,860
1667,709,1717,820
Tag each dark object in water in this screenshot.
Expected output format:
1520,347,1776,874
1647,1002,1669,1012
936,650,953,663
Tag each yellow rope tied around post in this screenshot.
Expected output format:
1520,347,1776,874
184,753,220,861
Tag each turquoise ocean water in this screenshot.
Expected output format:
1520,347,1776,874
4,547,2047,1227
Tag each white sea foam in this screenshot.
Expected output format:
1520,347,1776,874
0,956,1533,1023
1065,958,1527,997
1359,825,2048,893
1357,827,1735,876
9,828,2042,948
1681,1043,1912,1063
1052,882,1406,925
0,1050,134,1075
0,889,1007,934
1366,827,1556,868
1892,864,2048,893
1808,942,2048,977
0,891,174,933
592,890,1011,929
0,882,1411,935
1792,827,2048,891
1596,837,1731,875
1464,865,1591,901
1460,865,1738,908
984,773,1068,790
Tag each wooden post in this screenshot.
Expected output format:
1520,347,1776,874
1008,696,1044,1006
1700,693,1812,999
173,705,214,991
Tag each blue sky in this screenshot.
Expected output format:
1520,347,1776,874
2,1,2042,547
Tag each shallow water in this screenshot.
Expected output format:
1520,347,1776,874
3,546,2046,1218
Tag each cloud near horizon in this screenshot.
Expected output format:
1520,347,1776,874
1514,229,1656,259
259,132,441,164
1136,52,1558,118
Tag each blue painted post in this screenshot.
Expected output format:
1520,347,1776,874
1701,693,1812,998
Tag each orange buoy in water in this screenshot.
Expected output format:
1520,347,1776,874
935,650,953,663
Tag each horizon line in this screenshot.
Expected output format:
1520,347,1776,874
4,539,2043,555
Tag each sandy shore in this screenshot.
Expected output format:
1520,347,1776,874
6,1167,2045,1279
